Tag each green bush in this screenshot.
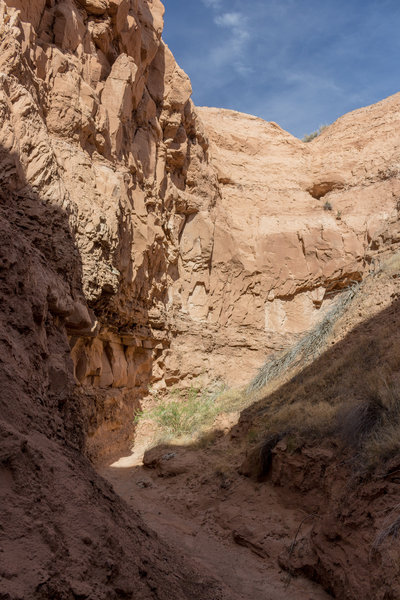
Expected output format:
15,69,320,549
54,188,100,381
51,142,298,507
136,386,225,438
135,384,253,443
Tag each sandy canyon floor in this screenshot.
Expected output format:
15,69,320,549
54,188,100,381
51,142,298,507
101,439,331,600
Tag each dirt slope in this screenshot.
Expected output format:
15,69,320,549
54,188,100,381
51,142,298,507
102,447,331,600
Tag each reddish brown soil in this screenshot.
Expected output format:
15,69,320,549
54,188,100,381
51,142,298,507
101,414,400,599
101,442,332,600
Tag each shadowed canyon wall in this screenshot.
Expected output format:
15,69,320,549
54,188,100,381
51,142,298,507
0,0,220,459
0,2,229,598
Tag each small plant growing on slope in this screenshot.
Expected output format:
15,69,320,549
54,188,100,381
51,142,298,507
323,201,333,211
302,124,329,143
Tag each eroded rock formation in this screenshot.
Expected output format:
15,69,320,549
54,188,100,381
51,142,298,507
197,102,400,383
2,0,400,461
0,2,230,598
0,0,221,460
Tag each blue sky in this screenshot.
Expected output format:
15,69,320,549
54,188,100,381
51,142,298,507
163,0,400,138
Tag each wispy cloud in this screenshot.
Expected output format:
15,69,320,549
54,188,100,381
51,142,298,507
201,0,222,10
164,0,400,137
214,12,242,28
211,10,252,75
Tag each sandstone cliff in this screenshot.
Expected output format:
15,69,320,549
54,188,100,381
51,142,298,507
197,100,400,384
0,0,221,460
0,1,225,598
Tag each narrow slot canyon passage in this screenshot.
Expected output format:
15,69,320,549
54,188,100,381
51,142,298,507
90,394,317,600
99,434,331,600
2,1,400,598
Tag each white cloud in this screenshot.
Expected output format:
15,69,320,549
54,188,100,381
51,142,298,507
284,70,341,94
165,0,400,138
202,0,223,10
214,12,242,28
212,11,251,76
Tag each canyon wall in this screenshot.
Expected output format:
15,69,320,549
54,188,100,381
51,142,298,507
2,0,400,462
0,2,228,598
2,1,400,597
197,101,400,384
0,0,221,459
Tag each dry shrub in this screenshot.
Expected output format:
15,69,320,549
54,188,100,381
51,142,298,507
244,252,400,472
337,396,385,448
367,424,400,466
335,375,400,466
249,284,359,392
373,504,400,550
267,399,337,441
362,379,400,466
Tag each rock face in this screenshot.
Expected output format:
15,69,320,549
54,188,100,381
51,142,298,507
196,103,400,384
0,1,223,598
2,0,400,463
0,0,220,460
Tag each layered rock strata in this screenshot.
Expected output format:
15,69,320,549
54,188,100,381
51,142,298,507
197,103,400,384
0,1,227,598
3,0,400,459
2,0,400,596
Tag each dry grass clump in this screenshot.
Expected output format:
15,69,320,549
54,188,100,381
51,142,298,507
367,423,400,467
244,252,400,471
135,384,252,445
268,399,338,439
372,503,400,550
360,379,400,467
250,351,400,470
244,294,400,471
249,284,359,393
302,124,329,142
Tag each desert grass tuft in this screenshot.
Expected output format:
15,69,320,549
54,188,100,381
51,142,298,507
135,384,254,444
302,124,329,142
249,284,360,393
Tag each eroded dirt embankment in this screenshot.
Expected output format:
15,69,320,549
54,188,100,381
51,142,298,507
101,401,400,600
101,442,331,600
